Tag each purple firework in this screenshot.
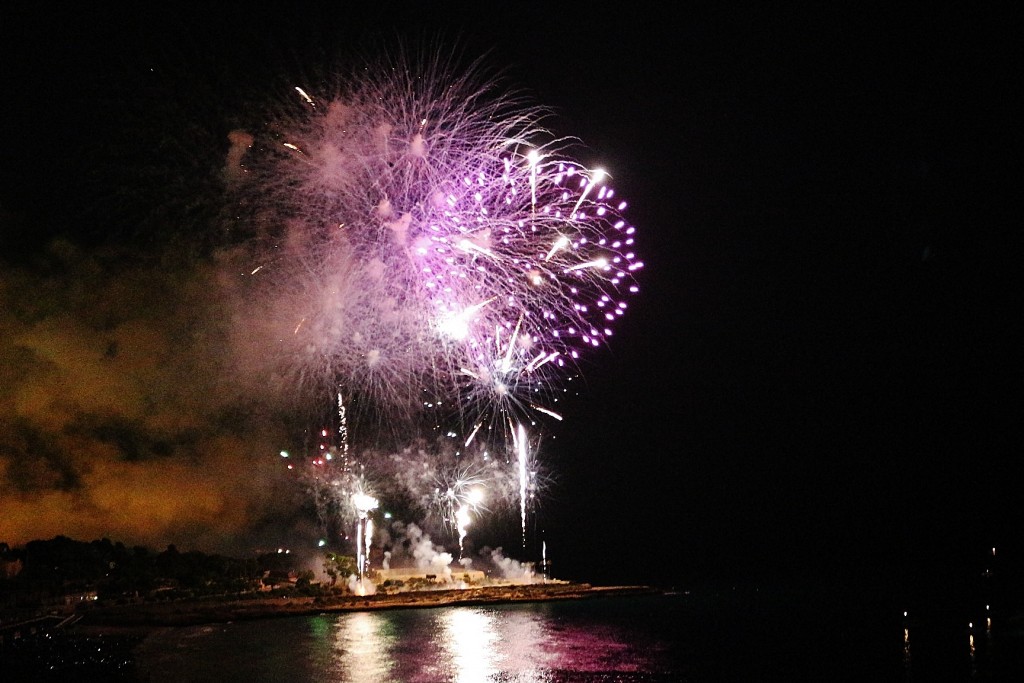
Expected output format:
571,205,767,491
233,47,643,433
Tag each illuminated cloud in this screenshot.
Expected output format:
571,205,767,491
0,241,297,552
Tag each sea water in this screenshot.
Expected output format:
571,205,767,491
132,586,1023,682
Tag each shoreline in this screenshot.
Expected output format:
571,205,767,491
71,582,662,631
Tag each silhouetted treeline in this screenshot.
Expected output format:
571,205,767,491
0,536,306,609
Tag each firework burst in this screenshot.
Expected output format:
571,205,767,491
234,45,642,433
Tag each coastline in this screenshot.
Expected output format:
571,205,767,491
72,582,662,631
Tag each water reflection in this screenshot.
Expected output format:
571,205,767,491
135,595,679,682
333,611,395,682
897,598,1015,681
328,603,616,682
443,607,560,681
441,608,501,682
329,605,559,682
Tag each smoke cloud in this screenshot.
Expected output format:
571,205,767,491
0,238,302,553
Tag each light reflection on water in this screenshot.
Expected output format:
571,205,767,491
328,607,520,682
333,611,396,682
328,603,626,682
441,608,502,682
135,596,676,683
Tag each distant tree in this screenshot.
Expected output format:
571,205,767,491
22,536,108,586
323,553,357,587
156,544,185,582
295,569,316,591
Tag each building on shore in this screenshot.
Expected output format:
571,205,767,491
372,567,485,586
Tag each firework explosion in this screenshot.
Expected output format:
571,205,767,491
231,46,642,566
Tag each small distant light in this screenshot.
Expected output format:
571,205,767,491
318,539,326,547
280,451,289,458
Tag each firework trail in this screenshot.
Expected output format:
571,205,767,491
455,487,485,560
353,491,378,577
515,424,529,547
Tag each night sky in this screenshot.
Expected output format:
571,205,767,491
2,4,1021,588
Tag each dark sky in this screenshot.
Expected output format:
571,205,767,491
2,3,1021,587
